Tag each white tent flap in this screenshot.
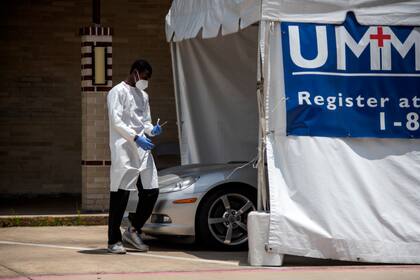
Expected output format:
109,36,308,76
166,0,261,42
166,0,420,44
170,26,259,164
264,17,420,263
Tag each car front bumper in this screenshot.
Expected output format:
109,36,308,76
127,189,205,237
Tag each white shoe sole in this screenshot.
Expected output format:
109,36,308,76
122,233,149,252
107,248,126,254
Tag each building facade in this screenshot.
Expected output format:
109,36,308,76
0,0,178,210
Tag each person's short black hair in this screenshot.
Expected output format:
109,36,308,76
130,59,152,78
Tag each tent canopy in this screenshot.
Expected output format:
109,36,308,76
166,0,420,42
167,0,420,264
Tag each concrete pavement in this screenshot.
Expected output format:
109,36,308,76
0,226,419,280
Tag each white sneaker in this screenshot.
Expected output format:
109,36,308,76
107,241,126,254
122,227,149,252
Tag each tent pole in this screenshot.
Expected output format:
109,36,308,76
256,21,268,212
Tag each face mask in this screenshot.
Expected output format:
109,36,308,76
136,79,148,91
135,71,148,90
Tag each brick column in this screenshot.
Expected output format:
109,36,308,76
80,25,113,211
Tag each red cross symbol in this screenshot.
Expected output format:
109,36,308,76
370,26,391,47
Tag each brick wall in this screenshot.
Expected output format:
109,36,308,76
101,0,178,146
0,0,177,196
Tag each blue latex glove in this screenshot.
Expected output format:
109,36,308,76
134,135,154,150
151,124,162,136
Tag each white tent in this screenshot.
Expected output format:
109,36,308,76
166,0,420,264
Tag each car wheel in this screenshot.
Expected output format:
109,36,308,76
196,186,256,250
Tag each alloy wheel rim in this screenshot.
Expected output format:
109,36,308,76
207,193,256,246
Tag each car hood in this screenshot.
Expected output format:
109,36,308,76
157,163,244,186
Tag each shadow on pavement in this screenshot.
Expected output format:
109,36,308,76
141,237,365,267
145,237,249,266
76,235,377,267
77,236,249,265
78,248,109,255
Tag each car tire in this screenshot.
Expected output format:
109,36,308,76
196,186,257,250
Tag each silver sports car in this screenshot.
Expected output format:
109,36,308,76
126,163,257,250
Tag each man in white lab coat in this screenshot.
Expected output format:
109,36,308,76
106,59,162,254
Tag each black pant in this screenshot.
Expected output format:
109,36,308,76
108,175,159,245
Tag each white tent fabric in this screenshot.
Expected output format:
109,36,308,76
262,21,420,262
166,0,420,43
165,0,260,42
170,26,259,164
166,0,420,263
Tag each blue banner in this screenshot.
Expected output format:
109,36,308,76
281,14,420,138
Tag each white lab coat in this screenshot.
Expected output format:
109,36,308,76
107,81,158,192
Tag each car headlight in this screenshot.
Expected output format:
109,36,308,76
159,176,199,194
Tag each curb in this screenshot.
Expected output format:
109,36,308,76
0,214,108,227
